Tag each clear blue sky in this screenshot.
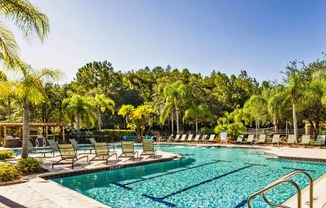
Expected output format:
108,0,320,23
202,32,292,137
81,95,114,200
8,0,326,84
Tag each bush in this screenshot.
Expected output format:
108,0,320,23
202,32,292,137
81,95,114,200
16,157,42,173
92,129,136,142
0,150,14,160
0,162,19,181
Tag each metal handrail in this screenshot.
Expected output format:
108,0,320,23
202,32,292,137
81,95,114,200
247,171,313,208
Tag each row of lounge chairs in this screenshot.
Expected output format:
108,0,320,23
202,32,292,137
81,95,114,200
26,138,157,169
231,134,326,147
167,134,216,143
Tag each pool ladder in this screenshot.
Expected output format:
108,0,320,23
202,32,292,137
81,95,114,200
247,170,313,208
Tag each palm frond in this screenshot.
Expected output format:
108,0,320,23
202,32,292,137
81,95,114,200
0,23,20,68
0,0,50,42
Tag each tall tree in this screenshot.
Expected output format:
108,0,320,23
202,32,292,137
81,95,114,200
243,94,268,136
183,103,211,132
159,80,187,134
0,0,49,68
282,61,306,142
118,104,154,137
62,95,95,136
94,94,115,130
16,65,61,158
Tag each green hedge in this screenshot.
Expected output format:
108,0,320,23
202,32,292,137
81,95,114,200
0,163,19,181
16,157,42,173
0,150,14,160
92,129,136,142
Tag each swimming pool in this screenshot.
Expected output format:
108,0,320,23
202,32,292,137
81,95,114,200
53,145,326,207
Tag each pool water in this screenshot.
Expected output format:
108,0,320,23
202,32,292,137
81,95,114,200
53,146,326,208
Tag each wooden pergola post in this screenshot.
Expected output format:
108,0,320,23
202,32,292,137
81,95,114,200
62,125,65,143
3,126,7,147
45,126,48,138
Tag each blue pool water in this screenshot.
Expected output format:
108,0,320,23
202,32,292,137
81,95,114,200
53,146,326,207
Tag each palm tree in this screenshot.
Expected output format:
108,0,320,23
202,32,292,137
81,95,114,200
15,65,61,158
118,104,154,137
159,81,187,134
118,104,135,127
183,103,211,133
263,84,287,133
94,94,115,130
62,95,95,136
284,72,304,142
243,94,268,137
0,0,49,68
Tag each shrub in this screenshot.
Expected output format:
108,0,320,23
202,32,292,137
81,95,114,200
0,150,14,160
0,162,19,181
16,157,42,173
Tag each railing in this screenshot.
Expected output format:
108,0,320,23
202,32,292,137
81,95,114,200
247,171,313,208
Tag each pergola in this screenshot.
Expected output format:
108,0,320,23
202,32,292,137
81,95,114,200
0,122,66,147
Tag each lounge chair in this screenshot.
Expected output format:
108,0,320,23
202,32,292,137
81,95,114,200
89,137,115,151
193,134,201,142
174,134,181,142
200,134,208,142
286,134,297,147
186,134,193,142
312,135,326,147
167,134,174,142
271,134,280,146
52,144,89,169
69,138,94,153
89,142,117,164
46,139,59,156
231,135,244,144
297,135,310,147
89,138,96,145
207,134,216,143
27,139,54,158
255,134,266,145
140,140,157,158
179,134,187,142
242,135,255,144
118,141,139,161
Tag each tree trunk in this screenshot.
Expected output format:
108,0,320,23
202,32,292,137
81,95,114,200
77,113,81,136
176,107,179,135
273,112,278,133
255,121,258,137
171,111,174,134
195,118,198,133
98,109,102,130
7,98,11,121
292,102,298,143
21,98,30,159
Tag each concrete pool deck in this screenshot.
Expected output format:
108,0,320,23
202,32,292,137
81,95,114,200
0,144,326,208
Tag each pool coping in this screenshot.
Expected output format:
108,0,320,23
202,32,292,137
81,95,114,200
39,156,179,180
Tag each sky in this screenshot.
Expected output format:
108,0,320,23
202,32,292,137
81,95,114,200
6,0,326,84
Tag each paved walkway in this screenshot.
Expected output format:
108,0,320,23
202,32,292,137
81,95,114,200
0,144,326,208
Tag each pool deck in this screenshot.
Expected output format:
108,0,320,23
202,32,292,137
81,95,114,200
0,143,326,208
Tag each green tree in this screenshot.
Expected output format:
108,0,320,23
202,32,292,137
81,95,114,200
302,61,326,136
118,104,135,127
62,95,95,135
283,61,306,142
183,103,211,133
0,0,49,68
16,66,61,158
118,104,154,137
243,94,268,136
159,80,187,134
94,94,115,130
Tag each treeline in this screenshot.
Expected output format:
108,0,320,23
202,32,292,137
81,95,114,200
1,58,326,138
